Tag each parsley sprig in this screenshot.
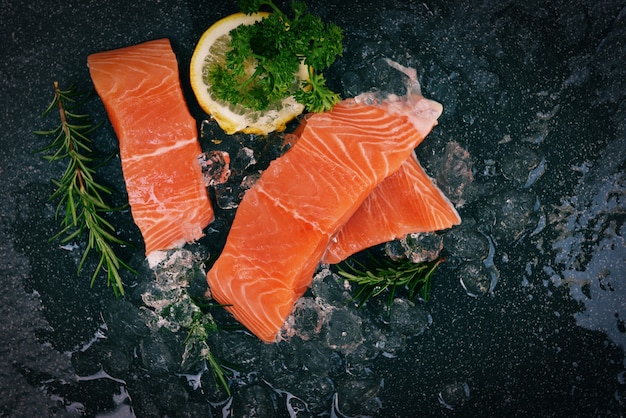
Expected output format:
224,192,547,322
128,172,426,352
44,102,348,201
209,0,343,113
35,82,134,296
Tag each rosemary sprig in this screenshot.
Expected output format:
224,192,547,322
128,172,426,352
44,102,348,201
35,81,133,296
337,254,445,308
184,310,231,396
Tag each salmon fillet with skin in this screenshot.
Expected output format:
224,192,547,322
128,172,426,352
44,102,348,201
88,39,214,261
323,152,461,264
207,83,443,342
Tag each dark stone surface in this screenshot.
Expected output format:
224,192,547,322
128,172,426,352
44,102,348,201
1,0,625,416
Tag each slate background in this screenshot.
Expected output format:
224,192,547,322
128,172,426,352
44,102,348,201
1,0,625,416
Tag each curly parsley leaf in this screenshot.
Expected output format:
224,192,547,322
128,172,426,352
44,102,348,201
296,69,341,113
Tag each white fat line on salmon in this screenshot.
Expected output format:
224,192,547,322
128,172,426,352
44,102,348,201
123,136,199,161
256,186,327,236
301,132,413,181
299,140,376,181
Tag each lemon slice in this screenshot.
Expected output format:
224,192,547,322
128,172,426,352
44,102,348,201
190,12,308,135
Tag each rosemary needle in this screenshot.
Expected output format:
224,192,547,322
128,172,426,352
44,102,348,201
35,81,134,296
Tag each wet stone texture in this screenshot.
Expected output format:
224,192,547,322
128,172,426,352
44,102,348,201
1,0,626,416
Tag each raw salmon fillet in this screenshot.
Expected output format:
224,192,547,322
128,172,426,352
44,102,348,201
88,39,214,259
206,85,443,342
322,152,461,264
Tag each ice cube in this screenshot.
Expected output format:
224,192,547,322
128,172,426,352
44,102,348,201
325,308,363,354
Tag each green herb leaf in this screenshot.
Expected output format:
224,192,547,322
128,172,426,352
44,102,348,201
210,0,343,112
184,310,231,396
36,81,135,296
337,254,445,308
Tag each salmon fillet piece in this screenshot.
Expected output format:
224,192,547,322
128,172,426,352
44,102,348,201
289,107,460,265
207,89,443,342
322,152,461,264
88,39,214,259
